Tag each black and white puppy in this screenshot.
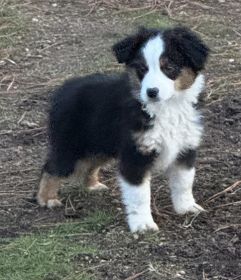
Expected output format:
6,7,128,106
37,26,209,232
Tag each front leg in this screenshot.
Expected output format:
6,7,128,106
119,174,159,233
168,149,204,214
119,144,158,232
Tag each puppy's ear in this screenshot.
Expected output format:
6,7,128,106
164,27,209,72
112,34,137,64
112,27,159,64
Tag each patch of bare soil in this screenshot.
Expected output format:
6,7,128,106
0,0,241,279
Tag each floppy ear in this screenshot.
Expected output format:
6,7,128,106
112,27,159,64
164,27,209,72
112,34,137,64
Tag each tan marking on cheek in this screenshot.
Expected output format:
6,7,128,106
174,68,196,91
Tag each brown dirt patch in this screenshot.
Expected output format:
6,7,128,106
0,0,241,279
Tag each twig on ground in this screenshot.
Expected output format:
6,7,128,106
206,180,241,203
182,211,202,228
17,111,27,124
0,190,33,195
132,9,157,21
0,129,13,136
0,127,46,136
0,32,17,38
5,58,16,65
0,178,38,187
65,195,76,213
114,5,152,15
125,269,149,280
85,0,101,16
165,0,174,19
214,224,241,233
148,263,163,276
233,29,241,37
213,200,241,209
185,0,213,10
7,76,15,91
38,41,64,53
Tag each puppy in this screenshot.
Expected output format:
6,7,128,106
37,26,209,232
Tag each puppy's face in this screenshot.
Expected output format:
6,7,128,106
113,27,209,104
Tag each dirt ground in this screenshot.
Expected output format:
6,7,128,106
0,0,241,279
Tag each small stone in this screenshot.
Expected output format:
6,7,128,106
133,233,139,240
21,120,39,128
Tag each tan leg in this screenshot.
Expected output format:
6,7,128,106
84,166,108,191
74,158,109,191
37,172,62,208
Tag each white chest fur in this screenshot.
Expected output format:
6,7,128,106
134,99,203,171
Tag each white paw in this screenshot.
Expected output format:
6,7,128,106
37,195,62,208
46,199,62,208
88,183,109,191
173,196,204,215
127,214,159,233
37,195,46,207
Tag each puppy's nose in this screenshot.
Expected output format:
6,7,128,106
147,87,159,99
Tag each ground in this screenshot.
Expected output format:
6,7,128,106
0,0,241,279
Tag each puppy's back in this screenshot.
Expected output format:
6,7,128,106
48,73,131,158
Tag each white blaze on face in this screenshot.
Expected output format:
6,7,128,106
141,35,175,103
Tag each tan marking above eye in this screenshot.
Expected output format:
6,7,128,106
174,68,197,91
159,57,168,67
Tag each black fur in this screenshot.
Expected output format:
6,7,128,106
119,139,157,185
177,149,197,168
162,27,209,73
44,73,154,180
43,26,208,185
112,27,159,64
113,26,209,90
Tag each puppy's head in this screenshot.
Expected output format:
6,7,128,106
112,26,209,104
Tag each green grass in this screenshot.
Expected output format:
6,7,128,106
0,210,114,280
55,210,114,233
119,10,174,29
0,0,25,51
133,11,174,29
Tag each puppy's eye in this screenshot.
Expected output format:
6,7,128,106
139,64,147,73
128,61,148,80
160,59,180,80
136,64,148,78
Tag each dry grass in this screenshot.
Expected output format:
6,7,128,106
0,0,25,59
0,1,241,279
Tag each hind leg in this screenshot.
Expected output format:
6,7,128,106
37,155,77,208
85,166,108,191
37,172,62,208
75,158,109,191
